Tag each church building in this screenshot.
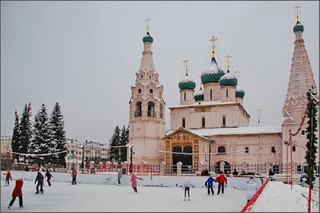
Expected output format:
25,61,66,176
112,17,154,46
128,12,319,175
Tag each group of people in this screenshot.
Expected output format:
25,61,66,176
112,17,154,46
6,168,53,209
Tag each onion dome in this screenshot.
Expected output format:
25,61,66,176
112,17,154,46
201,58,225,84
236,88,245,97
219,71,237,86
293,21,304,33
194,82,204,101
143,32,153,43
179,76,196,90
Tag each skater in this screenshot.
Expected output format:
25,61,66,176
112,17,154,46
246,177,258,203
118,169,123,185
183,177,193,201
34,171,44,194
205,174,215,195
130,173,143,193
8,178,24,209
45,169,53,186
71,168,77,185
5,169,12,186
216,171,227,195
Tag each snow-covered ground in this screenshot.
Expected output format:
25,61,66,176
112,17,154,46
0,171,318,212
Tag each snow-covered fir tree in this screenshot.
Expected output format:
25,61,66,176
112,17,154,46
19,103,32,163
49,102,67,167
11,110,20,163
120,125,129,162
109,125,121,163
29,104,51,167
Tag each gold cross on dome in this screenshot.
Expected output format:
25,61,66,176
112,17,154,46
183,60,190,76
145,18,151,33
225,55,232,72
209,36,217,58
294,6,301,22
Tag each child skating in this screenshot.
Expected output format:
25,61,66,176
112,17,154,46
130,173,143,193
8,178,24,209
183,177,193,201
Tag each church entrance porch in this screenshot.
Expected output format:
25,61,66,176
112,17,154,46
172,145,193,174
214,161,231,174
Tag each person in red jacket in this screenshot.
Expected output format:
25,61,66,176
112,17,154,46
5,169,12,186
8,178,24,209
216,171,227,195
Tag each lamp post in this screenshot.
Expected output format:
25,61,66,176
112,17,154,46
81,145,85,174
129,145,133,174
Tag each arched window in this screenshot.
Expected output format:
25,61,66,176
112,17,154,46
150,89,153,94
135,102,142,117
218,146,226,154
184,92,186,101
160,104,164,119
138,89,141,93
147,102,155,117
226,89,229,97
182,118,186,128
222,116,226,126
202,117,205,128
210,89,213,100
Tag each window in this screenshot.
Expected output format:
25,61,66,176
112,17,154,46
138,89,141,93
184,92,186,101
182,118,186,128
210,89,213,100
218,146,226,154
222,116,226,126
226,89,229,97
135,102,142,117
160,104,164,119
245,147,249,153
292,146,296,152
271,147,276,153
150,89,153,94
141,75,144,79
147,102,155,117
202,117,205,128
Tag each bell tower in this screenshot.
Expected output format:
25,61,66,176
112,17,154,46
128,20,166,165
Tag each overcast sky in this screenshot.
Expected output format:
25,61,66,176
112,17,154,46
1,1,319,144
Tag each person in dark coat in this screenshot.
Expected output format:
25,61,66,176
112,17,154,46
45,169,53,186
34,171,44,194
8,178,24,209
71,169,77,185
216,171,227,195
5,169,12,186
205,174,215,195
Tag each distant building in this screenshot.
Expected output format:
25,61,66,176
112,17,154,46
1,137,12,159
65,139,109,172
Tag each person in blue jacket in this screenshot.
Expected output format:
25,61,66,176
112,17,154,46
205,174,215,195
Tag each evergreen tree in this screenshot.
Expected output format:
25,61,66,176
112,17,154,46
19,103,32,163
11,110,20,163
29,104,51,167
49,102,67,167
109,125,121,163
305,89,318,188
119,125,129,162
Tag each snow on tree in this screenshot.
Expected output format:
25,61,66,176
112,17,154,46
109,125,121,163
29,104,51,167
49,102,67,167
11,110,20,163
19,103,32,163
120,125,129,162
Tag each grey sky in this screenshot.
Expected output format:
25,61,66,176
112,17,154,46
1,1,319,144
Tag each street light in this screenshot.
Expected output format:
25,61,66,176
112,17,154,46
81,145,85,174
129,145,133,174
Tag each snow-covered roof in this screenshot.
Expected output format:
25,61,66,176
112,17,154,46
169,100,238,109
166,126,281,137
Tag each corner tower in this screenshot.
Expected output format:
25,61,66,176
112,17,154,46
128,23,166,165
282,8,318,166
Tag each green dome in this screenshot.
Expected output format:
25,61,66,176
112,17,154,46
179,77,196,90
293,22,304,33
194,92,204,101
219,72,237,87
143,32,153,43
236,88,245,97
201,58,225,84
